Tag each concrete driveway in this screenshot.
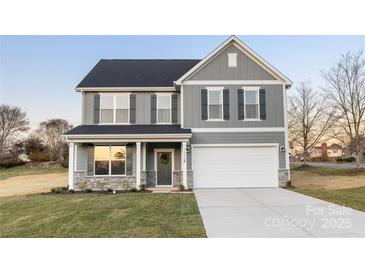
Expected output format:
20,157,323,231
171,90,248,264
194,188,365,237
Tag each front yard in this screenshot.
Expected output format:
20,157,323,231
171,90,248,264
0,165,67,180
290,165,365,212
0,193,206,238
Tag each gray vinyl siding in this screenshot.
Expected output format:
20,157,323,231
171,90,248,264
187,44,275,81
82,92,96,124
188,131,286,169
146,143,181,171
183,84,284,128
76,144,88,171
82,92,180,125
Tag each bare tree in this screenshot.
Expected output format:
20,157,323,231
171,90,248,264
288,80,335,164
321,51,365,168
0,105,30,153
36,119,72,161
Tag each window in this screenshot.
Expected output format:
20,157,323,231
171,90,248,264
244,89,259,119
100,95,114,123
208,89,223,120
94,145,126,176
228,53,237,67
100,94,129,124
157,94,171,123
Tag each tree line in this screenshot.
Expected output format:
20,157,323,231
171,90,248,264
288,51,365,167
0,106,72,168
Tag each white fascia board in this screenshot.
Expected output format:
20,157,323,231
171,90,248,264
76,87,176,92
191,143,279,148
191,127,285,133
63,133,192,142
175,35,292,86
65,138,191,143
183,80,284,85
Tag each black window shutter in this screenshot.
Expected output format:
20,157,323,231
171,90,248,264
87,145,94,176
129,94,136,124
259,89,266,120
201,89,208,120
151,94,157,124
93,94,100,124
223,89,230,120
126,144,133,175
171,94,178,124
237,89,244,120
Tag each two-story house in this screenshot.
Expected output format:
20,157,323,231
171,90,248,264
64,36,292,190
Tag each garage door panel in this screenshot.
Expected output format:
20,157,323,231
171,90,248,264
193,146,278,188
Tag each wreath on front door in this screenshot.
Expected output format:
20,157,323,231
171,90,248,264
160,154,169,165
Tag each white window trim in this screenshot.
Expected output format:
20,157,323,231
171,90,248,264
156,93,172,124
94,145,127,177
242,86,261,121
99,93,131,125
207,87,224,121
228,53,237,67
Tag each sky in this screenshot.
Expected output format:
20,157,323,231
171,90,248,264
1,35,364,128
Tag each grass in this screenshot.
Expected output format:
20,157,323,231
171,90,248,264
0,193,206,237
291,164,365,176
291,186,365,212
0,165,67,180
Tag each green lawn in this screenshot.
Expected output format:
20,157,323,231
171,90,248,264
0,165,67,180
291,186,365,212
0,193,206,237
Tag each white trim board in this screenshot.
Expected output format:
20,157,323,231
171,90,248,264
182,80,284,85
191,143,279,148
77,87,176,92
175,36,292,86
191,127,285,133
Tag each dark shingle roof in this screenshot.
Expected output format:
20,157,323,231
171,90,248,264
76,59,201,88
64,125,191,135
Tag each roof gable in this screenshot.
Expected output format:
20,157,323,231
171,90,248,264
175,36,292,86
187,43,276,81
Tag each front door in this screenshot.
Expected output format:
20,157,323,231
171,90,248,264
156,151,172,186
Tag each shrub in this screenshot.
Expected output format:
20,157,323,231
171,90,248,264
50,187,67,193
68,189,75,193
178,184,185,191
0,158,25,168
139,183,146,191
122,181,131,191
107,188,113,192
343,157,355,162
85,188,93,193
130,187,137,192
28,151,50,162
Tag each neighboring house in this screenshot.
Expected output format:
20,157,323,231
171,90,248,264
64,36,292,190
310,143,343,162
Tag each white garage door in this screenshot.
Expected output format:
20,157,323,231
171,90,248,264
193,145,278,188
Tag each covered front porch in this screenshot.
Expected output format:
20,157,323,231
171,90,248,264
64,125,192,191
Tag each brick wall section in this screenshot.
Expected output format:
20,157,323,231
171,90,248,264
74,171,136,191
278,169,289,187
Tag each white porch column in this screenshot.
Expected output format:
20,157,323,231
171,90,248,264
68,142,75,190
142,143,146,171
136,142,141,189
181,141,188,189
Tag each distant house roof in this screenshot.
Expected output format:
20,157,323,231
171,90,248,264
64,125,191,136
76,59,201,89
329,144,342,149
